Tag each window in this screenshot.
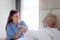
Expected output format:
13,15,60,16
21,0,39,30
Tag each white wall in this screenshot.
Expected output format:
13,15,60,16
21,0,39,30
40,0,60,10
0,0,15,38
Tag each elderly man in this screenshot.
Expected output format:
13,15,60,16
38,14,60,40
18,14,60,40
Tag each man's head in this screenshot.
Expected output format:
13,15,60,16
43,14,56,28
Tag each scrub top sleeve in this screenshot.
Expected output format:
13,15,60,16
21,21,28,31
6,25,15,36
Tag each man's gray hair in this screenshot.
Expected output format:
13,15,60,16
43,14,56,26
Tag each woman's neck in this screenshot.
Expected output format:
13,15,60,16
12,21,18,26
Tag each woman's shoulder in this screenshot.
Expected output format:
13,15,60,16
6,22,13,30
7,22,13,27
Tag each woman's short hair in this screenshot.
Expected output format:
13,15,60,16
43,14,56,26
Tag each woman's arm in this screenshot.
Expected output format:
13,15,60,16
19,21,28,31
12,27,22,40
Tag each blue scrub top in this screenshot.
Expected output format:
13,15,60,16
6,20,28,40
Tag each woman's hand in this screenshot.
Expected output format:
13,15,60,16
21,26,26,33
18,27,22,32
18,26,26,33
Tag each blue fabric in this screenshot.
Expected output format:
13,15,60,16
6,20,28,40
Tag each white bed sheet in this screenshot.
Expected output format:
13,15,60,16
17,29,60,40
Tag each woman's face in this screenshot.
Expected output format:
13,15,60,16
11,13,20,23
44,17,54,27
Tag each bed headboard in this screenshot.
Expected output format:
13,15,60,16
52,9,60,30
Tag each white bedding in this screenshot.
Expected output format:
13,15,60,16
18,28,60,40
17,30,39,40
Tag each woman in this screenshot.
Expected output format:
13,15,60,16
6,10,28,40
